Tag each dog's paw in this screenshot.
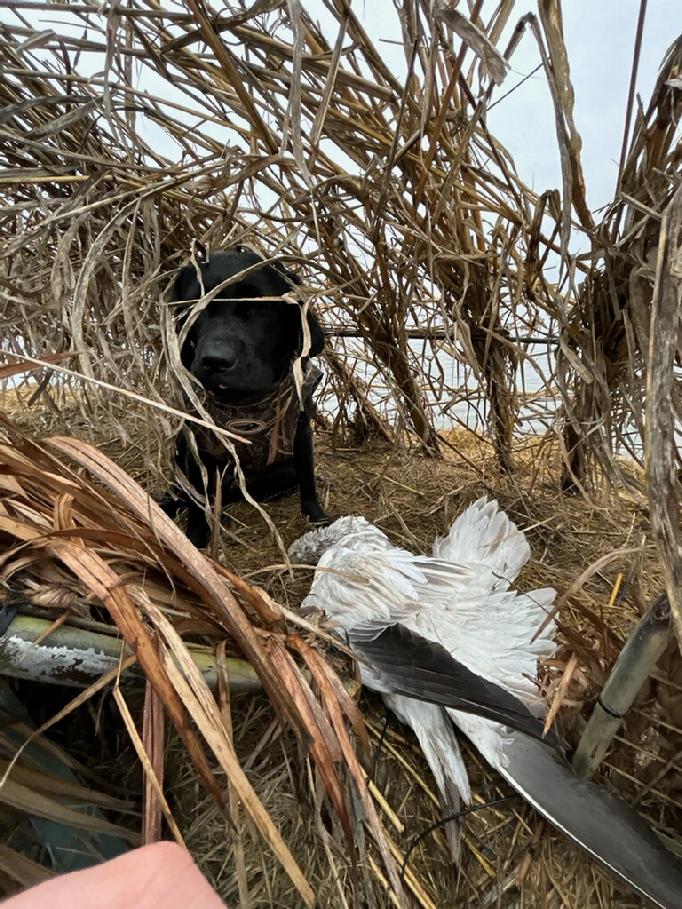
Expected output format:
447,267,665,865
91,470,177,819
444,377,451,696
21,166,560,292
157,491,184,518
185,509,211,549
301,501,331,526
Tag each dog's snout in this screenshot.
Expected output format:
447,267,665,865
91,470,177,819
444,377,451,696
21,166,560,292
197,338,239,374
200,353,238,373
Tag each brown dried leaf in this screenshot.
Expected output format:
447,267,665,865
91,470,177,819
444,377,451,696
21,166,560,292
543,651,578,736
0,776,139,844
0,843,55,888
437,6,509,86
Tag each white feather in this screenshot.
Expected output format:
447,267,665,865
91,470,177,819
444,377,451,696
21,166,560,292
385,694,471,802
291,501,682,907
385,693,469,859
431,496,530,585
289,498,556,825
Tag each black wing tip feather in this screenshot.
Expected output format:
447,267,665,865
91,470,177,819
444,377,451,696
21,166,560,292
350,623,682,908
503,732,682,909
350,622,565,750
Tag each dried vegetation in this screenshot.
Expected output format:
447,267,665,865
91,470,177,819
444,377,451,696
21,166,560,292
0,1,680,907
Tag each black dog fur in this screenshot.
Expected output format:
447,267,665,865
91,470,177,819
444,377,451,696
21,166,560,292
162,247,329,547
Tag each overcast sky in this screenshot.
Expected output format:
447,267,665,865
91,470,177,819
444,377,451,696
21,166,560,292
305,0,679,213
3,1,680,214
3,2,677,422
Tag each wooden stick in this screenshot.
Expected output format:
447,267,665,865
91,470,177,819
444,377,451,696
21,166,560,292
0,614,261,693
326,328,556,343
142,680,166,844
572,594,670,779
646,184,682,654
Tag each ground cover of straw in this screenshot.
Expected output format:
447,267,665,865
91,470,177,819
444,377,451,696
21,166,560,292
2,385,680,908
1,4,679,903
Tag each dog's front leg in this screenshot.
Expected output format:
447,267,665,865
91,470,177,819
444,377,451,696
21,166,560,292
158,433,189,518
183,450,215,549
293,415,329,525
185,498,211,549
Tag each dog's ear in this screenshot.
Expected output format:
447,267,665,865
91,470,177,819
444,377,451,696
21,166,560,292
171,263,199,305
283,267,301,286
170,269,186,303
274,262,324,355
306,307,325,357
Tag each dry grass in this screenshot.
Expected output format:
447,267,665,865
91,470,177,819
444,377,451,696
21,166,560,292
0,1,679,476
158,428,679,908
0,381,680,907
0,1,681,905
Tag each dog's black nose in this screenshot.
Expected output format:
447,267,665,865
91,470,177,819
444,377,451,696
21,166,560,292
199,353,238,373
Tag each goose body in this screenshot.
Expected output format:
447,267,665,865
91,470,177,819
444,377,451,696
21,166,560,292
289,498,682,908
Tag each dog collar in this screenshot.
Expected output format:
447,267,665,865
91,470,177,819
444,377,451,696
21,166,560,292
188,364,322,471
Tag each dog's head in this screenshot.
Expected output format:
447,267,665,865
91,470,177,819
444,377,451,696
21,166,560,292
172,248,325,404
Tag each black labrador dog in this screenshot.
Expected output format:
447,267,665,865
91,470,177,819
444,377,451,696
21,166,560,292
161,247,330,547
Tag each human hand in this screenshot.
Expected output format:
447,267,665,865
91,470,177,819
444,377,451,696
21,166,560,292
3,842,225,909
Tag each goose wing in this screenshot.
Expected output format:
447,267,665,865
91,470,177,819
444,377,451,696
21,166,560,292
304,540,556,709
348,622,553,743
432,496,530,585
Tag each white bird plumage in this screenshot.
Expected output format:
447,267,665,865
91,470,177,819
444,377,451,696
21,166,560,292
289,498,682,909
289,497,555,807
